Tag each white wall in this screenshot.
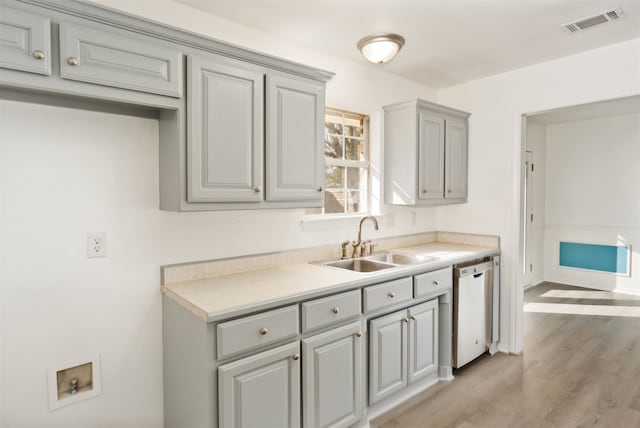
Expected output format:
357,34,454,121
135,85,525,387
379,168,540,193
0,2,442,426
436,38,640,353
543,113,640,294
525,121,546,287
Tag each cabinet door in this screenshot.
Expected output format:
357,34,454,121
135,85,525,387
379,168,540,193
302,321,364,428
59,22,183,97
0,6,51,75
219,342,301,428
369,310,408,405
266,74,324,203
444,117,468,199
408,299,439,384
187,55,264,203
418,111,445,200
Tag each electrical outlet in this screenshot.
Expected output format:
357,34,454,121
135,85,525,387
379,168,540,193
87,233,107,258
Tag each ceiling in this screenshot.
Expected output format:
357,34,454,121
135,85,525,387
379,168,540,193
528,95,640,124
174,0,640,89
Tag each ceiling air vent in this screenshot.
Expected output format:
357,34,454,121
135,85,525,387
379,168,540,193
562,7,625,33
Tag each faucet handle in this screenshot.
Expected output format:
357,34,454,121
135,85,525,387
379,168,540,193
351,241,360,259
340,240,350,259
362,240,372,257
370,242,378,255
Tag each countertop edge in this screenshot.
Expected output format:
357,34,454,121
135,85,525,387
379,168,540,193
163,246,500,323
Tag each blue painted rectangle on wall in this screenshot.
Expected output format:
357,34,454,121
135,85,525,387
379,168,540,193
559,242,629,274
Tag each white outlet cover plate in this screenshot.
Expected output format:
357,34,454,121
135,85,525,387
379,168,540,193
87,232,107,258
48,354,102,411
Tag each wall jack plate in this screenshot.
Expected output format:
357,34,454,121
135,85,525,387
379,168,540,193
87,233,107,258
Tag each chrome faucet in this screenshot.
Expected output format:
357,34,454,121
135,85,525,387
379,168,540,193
351,215,379,258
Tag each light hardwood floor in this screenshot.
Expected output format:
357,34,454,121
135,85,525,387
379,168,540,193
371,282,640,428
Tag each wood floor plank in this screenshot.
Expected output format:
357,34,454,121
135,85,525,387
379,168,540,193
370,282,640,428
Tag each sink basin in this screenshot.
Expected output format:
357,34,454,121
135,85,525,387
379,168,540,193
364,252,435,265
324,259,396,273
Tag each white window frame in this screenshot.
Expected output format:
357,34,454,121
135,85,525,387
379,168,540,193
321,107,371,216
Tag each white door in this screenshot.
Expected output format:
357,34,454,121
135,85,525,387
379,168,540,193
524,151,534,286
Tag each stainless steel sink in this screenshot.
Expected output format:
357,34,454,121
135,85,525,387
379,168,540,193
323,258,396,273
321,252,436,273
363,253,435,265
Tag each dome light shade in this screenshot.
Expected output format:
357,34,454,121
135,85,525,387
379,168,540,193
357,34,405,64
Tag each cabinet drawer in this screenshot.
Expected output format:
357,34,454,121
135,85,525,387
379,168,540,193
217,305,299,359
301,289,361,332
414,267,452,297
0,6,51,75
363,277,412,313
59,22,183,97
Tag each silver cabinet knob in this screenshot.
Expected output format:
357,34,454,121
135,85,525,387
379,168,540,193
355,331,363,337
422,189,427,194
259,328,268,336
292,354,300,361
32,50,45,60
332,307,340,314
67,57,79,66
402,318,409,323
317,186,323,192
410,315,417,321
254,186,261,193
388,292,395,298
433,280,439,286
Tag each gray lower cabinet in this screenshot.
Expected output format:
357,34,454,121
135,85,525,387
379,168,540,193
218,341,301,428
384,99,469,206
407,300,439,383
187,54,264,202
302,321,364,428
59,22,183,97
0,6,51,75
266,74,324,204
369,309,408,404
369,299,439,405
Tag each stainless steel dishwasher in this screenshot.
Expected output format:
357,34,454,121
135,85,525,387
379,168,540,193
453,260,494,368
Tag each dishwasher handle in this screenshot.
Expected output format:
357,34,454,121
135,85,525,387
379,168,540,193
454,260,493,278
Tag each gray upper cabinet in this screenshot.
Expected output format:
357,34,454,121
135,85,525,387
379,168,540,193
0,1,332,212
0,6,51,75
444,117,468,199
302,321,364,428
418,112,445,201
183,58,327,208
59,22,183,97
384,99,470,206
187,55,264,202
218,341,301,428
266,74,324,204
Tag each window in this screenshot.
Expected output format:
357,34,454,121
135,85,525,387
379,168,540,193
323,108,370,215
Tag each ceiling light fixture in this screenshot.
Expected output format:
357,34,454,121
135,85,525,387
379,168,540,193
357,33,405,64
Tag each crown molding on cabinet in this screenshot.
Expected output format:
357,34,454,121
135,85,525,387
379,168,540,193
16,0,335,83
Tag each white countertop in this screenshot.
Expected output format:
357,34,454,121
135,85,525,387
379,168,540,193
162,241,499,322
